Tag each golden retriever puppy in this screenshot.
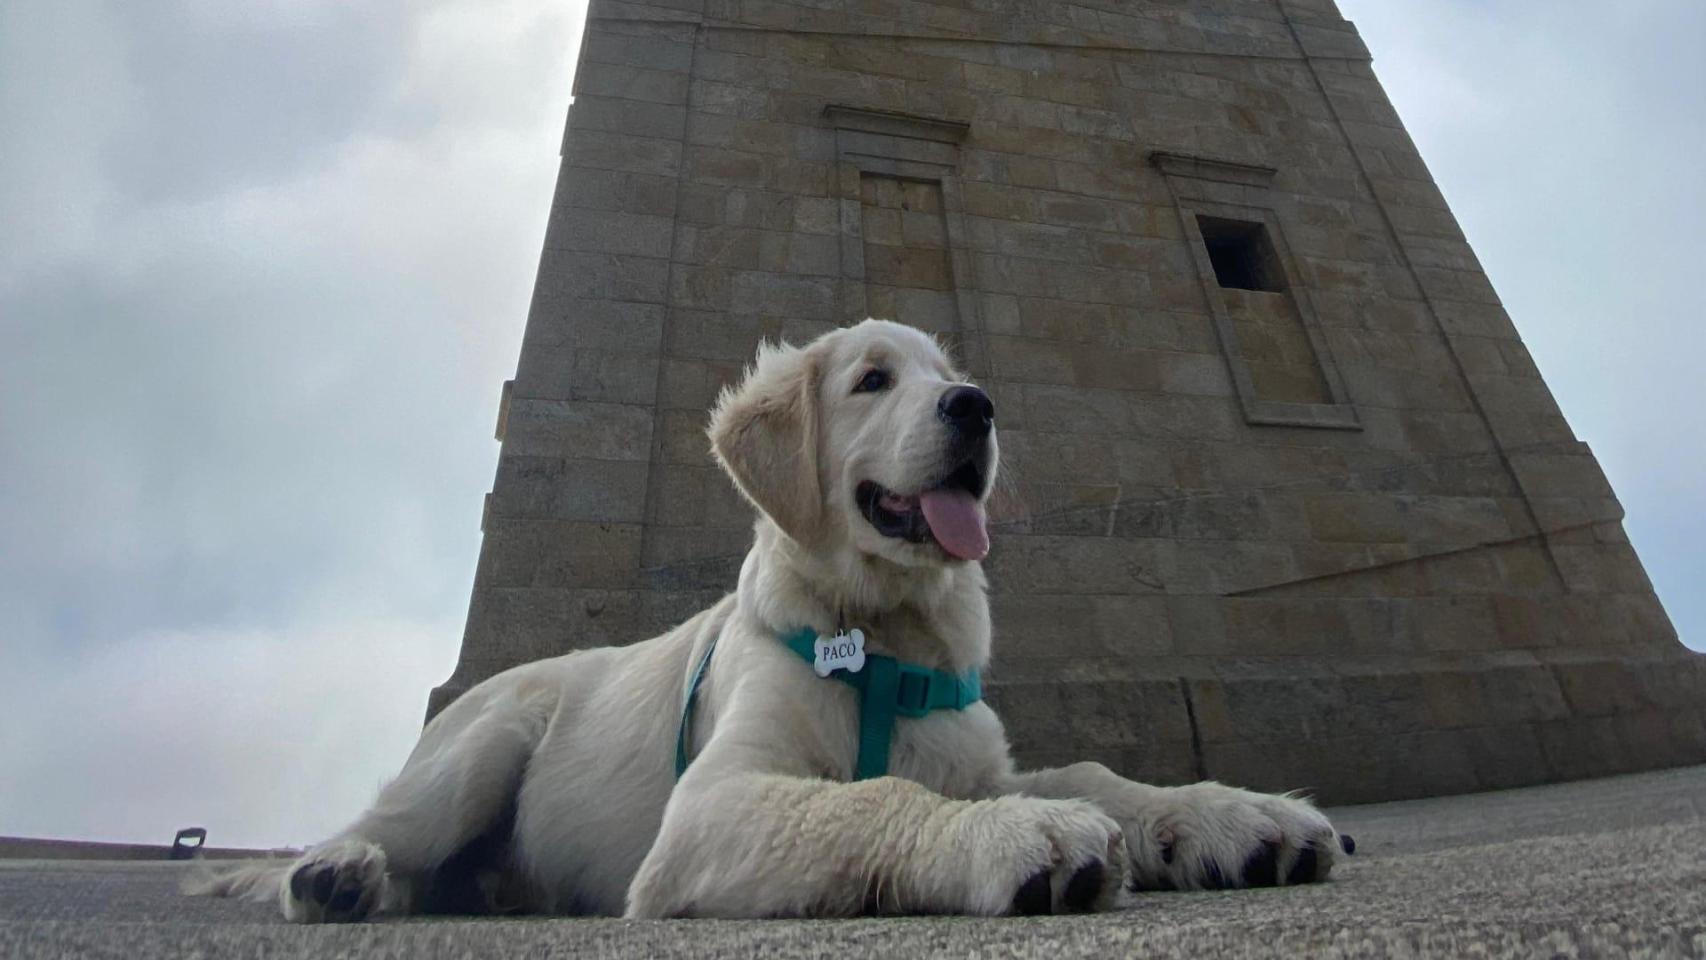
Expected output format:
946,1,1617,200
191,319,1341,921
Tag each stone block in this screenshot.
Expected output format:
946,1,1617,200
990,594,1173,660
476,520,645,590
500,399,655,460
550,209,676,259
985,535,1166,595
564,130,683,178
513,347,661,406
1203,726,1483,803
520,298,665,356
536,251,670,303
489,457,650,524
568,96,687,140
574,63,691,106
988,678,1195,768
1305,492,1407,543
582,27,696,73
556,169,679,217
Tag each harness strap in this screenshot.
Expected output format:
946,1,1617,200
675,627,982,781
674,635,719,779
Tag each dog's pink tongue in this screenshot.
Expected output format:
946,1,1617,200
919,487,989,561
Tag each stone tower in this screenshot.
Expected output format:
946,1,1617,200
430,0,1706,803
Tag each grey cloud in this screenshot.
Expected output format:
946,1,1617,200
101,2,422,203
0,0,583,845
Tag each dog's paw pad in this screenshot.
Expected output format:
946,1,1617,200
1062,861,1104,912
1012,869,1053,915
1285,846,1319,886
1241,840,1281,888
282,841,386,923
296,863,338,905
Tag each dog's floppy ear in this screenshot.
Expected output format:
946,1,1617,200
709,340,824,545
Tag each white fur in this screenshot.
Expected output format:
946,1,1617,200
190,319,1340,921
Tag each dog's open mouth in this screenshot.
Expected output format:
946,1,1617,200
856,460,989,561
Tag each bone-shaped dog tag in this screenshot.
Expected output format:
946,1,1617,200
814,628,866,677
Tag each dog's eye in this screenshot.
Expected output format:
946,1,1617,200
853,369,891,394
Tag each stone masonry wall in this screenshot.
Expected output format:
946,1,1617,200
432,0,1706,803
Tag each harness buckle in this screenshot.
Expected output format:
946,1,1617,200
893,663,935,717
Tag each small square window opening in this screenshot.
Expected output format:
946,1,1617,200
1197,215,1286,292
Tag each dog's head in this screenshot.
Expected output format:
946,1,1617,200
709,319,998,568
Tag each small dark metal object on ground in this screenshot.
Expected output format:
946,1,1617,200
170,829,207,861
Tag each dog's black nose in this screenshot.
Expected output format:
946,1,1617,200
938,385,994,437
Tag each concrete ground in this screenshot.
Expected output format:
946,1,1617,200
5,767,1706,959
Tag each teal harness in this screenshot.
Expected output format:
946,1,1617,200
675,627,983,781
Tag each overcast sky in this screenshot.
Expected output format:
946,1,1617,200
1,0,1701,849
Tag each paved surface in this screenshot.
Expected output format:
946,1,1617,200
5,767,1706,958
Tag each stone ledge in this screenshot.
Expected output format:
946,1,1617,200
823,105,970,144
991,651,1706,804
1150,152,1279,190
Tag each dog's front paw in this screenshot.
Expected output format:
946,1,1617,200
1123,783,1340,892
951,797,1127,915
280,838,389,922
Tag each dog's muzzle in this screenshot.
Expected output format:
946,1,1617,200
857,387,995,562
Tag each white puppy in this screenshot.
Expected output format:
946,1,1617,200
192,319,1342,921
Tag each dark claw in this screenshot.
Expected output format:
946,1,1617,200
1339,834,1357,856
1012,869,1053,916
311,865,337,905
1285,846,1318,886
1202,861,1227,889
1063,861,1104,912
1241,841,1280,888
